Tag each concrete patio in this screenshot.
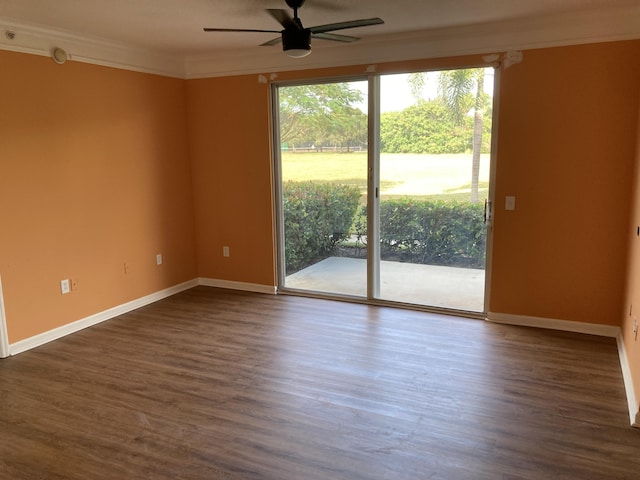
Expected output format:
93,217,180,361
285,256,485,312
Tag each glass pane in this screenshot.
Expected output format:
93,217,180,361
279,80,368,297
377,69,494,311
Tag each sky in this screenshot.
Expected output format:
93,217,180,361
352,73,431,113
354,69,495,113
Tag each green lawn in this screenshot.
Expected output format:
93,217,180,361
282,151,368,188
281,151,490,202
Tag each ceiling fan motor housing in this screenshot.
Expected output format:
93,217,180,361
282,28,311,53
285,0,306,10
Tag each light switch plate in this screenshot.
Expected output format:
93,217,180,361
505,196,516,211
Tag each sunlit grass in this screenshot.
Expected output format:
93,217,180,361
282,151,368,186
281,151,490,203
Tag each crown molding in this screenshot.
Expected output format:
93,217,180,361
0,17,185,78
2,3,639,80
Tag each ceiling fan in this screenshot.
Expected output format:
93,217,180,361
203,0,384,58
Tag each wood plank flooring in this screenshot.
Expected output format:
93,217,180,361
1,286,639,479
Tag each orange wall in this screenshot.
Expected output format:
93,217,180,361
622,94,640,412
187,41,640,327
3,39,640,349
0,50,197,342
490,41,640,325
187,75,276,286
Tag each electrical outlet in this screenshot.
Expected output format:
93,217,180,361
223,246,230,257
156,254,163,265
60,279,70,295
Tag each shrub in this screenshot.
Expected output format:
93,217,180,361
358,199,486,268
283,181,361,272
380,102,472,154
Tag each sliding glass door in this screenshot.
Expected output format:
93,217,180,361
277,80,369,298
376,71,492,311
275,68,495,313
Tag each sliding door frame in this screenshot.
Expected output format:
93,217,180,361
483,66,501,313
271,75,370,295
271,66,498,317
0,274,10,358
271,82,286,292
367,74,381,300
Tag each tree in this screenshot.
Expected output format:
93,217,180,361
380,101,471,154
279,83,366,151
407,72,426,103
333,106,368,151
438,68,487,203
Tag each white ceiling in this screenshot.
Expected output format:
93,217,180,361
1,0,639,78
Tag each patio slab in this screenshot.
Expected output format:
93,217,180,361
285,257,485,312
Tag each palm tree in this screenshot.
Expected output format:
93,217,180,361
438,68,486,203
407,72,427,104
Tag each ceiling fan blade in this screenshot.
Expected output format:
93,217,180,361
309,17,384,34
204,27,281,33
260,37,283,47
266,9,300,31
312,32,358,43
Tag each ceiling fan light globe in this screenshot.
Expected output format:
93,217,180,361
285,48,311,58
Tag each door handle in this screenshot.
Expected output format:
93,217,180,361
484,199,492,224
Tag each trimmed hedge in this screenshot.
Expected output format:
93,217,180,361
377,198,486,268
283,181,361,272
283,184,486,272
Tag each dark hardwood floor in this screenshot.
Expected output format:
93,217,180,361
1,286,639,479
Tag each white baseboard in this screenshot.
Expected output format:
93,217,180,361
616,335,640,428
0,275,9,359
7,277,275,357
487,311,640,426
487,312,620,337
198,277,277,295
9,279,198,356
